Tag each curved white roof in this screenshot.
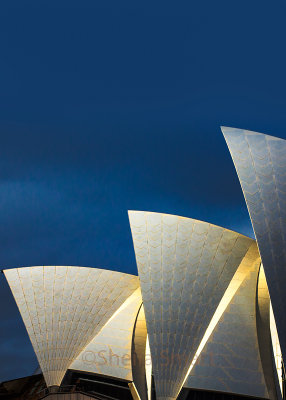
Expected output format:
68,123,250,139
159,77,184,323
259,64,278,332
222,126,286,363
129,211,255,400
4,266,139,387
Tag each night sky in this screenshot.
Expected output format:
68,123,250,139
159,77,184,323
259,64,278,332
1,0,286,383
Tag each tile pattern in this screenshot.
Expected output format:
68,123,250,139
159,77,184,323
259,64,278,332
222,126,286,362
185,245,270,399
183,243,260,381
70,288,142,381
129,211,254,400
4,266,139,387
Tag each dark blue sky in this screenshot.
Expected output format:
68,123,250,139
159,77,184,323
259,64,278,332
1,0,286,382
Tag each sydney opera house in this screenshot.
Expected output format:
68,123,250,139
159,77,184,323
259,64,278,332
1,127,286,400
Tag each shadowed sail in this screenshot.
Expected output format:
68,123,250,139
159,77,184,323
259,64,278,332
4,266,139,387
184,243,272,399
129,211,254,400
70,288,142,381
222,126,286,363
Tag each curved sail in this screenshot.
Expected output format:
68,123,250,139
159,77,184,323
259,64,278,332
222,126,286,363
4,266,139,387
129,211,254,400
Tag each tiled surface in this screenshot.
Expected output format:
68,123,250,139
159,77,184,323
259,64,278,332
222,127,286,362
185,245,269,399
4,266,139,387
129,211,254,400
70,288,142,381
